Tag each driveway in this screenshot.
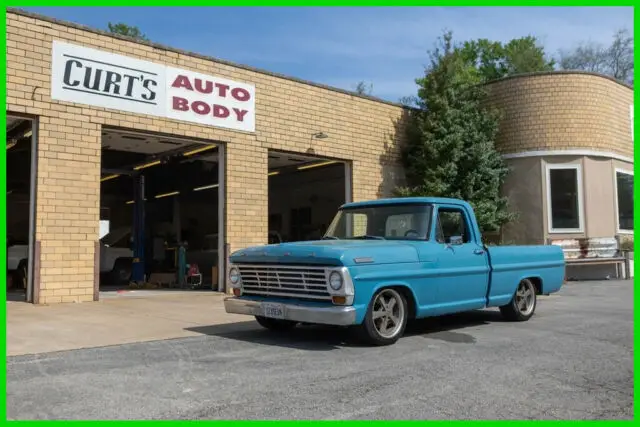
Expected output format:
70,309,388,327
7,280,633,420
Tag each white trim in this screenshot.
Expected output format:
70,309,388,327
630,105,634,143
545,162,585,234
614,167,634,234
504,149,633,164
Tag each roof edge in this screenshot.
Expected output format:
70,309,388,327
7,7,407,109
485,70,633,91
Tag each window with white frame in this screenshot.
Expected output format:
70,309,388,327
615,169,633,232
546,163,583,232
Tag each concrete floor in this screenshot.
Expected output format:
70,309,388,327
7,290,247,356
6,280,634,420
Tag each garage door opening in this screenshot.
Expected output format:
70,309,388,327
99,128,224,294
6,115,36,302
267,151,350,243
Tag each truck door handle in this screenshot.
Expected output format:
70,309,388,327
473,249,484,255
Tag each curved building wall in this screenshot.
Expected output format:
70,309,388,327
487,73,634,246
487,72,633,160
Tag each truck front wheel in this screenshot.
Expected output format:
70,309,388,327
500,278,537,321
255,316,298,331
358,287,408,346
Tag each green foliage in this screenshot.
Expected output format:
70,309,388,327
458,36,555,82
397,30,520,233
107,22,149,41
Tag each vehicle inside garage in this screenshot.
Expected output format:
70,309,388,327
99,128,223,291
6,115,35,302
267,151,348,243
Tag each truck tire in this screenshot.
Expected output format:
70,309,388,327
255,316,298,331
357,287,408,346
109,258,132,286
500,278,537,321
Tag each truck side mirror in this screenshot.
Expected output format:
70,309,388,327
449,235,464,245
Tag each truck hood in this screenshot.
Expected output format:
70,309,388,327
230,240,419,266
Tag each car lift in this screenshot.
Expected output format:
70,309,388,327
131,173,145,284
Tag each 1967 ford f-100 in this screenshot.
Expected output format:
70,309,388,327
224,197,566,345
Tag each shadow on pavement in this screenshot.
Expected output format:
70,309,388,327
186,309,505,351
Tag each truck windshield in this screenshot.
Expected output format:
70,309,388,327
324,204,432,240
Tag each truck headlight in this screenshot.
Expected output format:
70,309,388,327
229,267,241,286
329,271,343,290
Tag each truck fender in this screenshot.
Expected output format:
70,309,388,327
369,281,419,321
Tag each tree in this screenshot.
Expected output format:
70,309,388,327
107,22,149,41
354,81,373,95
397,31,515,233
458,35,555,82
559,28,633,84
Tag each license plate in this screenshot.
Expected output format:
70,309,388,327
262,303,285,319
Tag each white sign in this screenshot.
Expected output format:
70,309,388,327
50,40,255,132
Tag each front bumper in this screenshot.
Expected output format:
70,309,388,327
224,297,357,326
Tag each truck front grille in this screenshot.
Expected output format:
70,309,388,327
237,264,331,301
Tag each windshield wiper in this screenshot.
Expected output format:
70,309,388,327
352,235,386,240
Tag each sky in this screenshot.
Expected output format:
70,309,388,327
23,6,633,102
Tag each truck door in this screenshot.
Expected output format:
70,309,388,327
431,204,490,315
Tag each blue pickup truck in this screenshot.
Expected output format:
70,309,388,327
224,197,566,345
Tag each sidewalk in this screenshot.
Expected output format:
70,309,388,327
7,290,248,357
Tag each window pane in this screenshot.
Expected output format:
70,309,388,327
616,172,633,231
549,168,580,230
436,210,470,243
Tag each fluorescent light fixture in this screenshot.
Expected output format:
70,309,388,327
155,191,180,199
101,174,120,182
126,198,147,204
183,145,216,156
268,171,280,176
23,130,32,138
133,160,161,170
6,141,17,150
193,183,219,192
297,160,338,170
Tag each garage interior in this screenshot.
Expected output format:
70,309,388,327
99,128,224,292
6,115,36,302
267,150,348,242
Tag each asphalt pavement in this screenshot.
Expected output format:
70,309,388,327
7,280,633,420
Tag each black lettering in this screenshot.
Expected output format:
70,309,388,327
63,59,82,87
122,74,139,97
82,67,102,91
103,71,122,95
142,79,157,101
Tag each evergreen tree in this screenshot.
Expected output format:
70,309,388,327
397,31,514,233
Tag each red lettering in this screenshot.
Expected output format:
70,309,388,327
233,108,248,122
195,78,213,94
171,75,193,90
192,101,211,115
172,96,189,111
213,105,230,118
231,87,251,102
215,83,229,97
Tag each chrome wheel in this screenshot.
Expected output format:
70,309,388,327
515,279,536,316
372,288,405,339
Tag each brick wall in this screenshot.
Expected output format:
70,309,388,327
487,73,634,159
6,10,407,303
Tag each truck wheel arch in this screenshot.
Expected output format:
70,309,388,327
522,276,543,295
370,283,418,321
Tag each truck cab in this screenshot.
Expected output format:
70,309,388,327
224,197,565,345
